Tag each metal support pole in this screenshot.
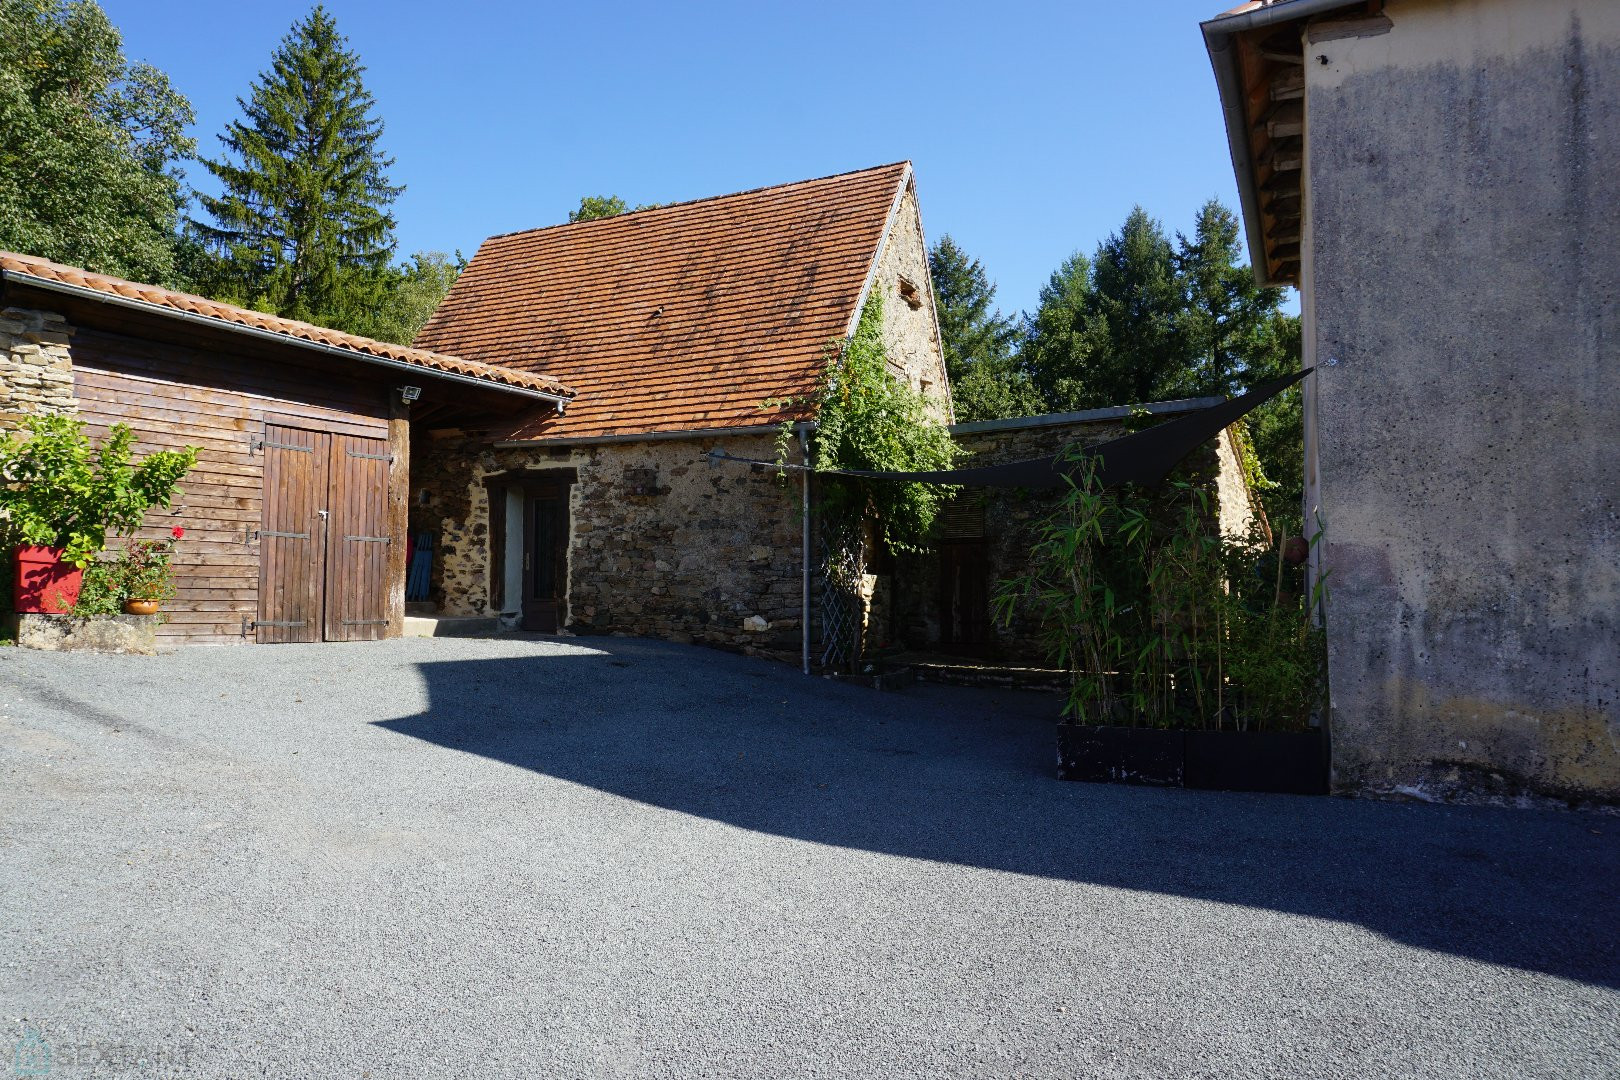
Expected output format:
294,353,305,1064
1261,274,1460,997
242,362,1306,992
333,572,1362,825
800,425,811,675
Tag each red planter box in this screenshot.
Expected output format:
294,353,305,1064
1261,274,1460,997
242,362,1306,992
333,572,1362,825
13,546,84,613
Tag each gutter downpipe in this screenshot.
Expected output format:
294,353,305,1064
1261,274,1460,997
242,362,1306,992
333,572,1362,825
799,423,813,676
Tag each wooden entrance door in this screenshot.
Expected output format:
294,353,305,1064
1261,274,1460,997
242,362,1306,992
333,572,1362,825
521,486,569,632
258,424,392,643
939,541,992,655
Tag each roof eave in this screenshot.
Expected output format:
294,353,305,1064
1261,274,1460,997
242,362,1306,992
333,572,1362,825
1202,0,1361,289
1,269,573,406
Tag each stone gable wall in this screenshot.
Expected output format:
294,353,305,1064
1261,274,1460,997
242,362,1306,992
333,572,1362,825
870,182,952,421
0,307,77,429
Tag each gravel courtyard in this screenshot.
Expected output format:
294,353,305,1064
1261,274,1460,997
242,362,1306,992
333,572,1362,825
1,636,1616,1078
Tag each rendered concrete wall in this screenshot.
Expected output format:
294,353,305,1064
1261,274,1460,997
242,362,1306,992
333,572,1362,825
1304,0,1620,800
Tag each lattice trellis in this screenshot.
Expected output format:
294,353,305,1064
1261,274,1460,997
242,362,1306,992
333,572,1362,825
818,530,864,672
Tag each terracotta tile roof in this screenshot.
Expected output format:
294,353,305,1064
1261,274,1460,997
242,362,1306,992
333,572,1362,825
414,162,911,440
0,251,574,400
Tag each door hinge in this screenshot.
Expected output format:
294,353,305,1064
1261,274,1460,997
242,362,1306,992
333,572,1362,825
342,619,388,625
254,439,315,453
347,449,394,461
343,535,392,543
256,620,308,628
258,530,309,540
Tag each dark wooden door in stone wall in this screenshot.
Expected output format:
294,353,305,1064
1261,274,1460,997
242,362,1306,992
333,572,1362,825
937,493,991,655
258,424,391,643
522,486,570,632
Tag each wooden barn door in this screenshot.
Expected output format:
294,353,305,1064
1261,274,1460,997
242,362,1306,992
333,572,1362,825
258,425,392,643
323,434,392,641
258,425,330,643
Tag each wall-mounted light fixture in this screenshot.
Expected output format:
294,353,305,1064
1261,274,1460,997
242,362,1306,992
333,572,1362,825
400,385,422,404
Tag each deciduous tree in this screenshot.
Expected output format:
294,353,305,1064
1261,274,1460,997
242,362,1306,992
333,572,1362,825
0,0,195,283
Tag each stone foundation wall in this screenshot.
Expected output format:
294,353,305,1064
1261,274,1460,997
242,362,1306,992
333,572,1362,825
0,307,77,429
6,613,159,654
414,431,809,658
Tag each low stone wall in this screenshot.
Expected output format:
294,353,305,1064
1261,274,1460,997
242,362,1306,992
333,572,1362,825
7,614,160,655
0,306,77,429
413,431,809,658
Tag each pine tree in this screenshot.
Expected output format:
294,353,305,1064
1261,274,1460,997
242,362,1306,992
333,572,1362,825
1081,206,1187,406
0,0,194,283
1175,199,1289,397
928,235,1038,422
190,6,401,324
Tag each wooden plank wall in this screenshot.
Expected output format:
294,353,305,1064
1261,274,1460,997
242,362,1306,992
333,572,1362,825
70,327,390,644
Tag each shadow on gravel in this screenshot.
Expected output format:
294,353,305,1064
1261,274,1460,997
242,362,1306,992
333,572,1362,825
377,639,1620,989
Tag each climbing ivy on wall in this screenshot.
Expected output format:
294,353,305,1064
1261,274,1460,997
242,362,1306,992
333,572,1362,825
783,291,961,555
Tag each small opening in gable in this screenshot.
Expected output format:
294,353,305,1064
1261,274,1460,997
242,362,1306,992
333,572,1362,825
897,277,923,310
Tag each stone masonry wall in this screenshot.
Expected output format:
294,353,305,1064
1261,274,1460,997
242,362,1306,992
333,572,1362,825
870,181,953,422
0,307,77,429
414,430,808,658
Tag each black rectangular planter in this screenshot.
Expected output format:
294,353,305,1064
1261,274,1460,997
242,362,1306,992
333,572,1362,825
1184,729,1329,795
1057,724,1328,795
1057,725,1185,786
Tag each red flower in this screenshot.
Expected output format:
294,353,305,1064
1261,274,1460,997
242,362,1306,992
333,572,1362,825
171,526,186,540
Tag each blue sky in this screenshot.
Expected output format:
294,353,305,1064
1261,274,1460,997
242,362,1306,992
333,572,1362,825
105,0,1262,319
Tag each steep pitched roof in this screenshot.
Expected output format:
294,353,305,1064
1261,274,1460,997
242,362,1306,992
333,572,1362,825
0,251,575,401
414,162,912,440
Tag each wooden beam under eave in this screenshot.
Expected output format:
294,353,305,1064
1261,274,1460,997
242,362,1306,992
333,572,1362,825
1271,242,1302,261
1265,194,1302,218
1271,68,1304,102
386,395,410,638
1264,147,1303,172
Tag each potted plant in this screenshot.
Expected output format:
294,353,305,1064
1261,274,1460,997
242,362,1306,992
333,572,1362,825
110,527,186,615
995,451,1330,795
0,416,196,613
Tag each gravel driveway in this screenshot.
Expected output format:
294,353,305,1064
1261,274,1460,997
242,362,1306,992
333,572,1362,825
1,636,1616,1078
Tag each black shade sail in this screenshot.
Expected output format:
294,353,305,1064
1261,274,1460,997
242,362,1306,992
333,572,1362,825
712,370,1311,489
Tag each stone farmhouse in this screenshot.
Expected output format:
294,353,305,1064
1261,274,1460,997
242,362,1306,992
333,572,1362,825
2,161,1258,673
1203,0,1619,801
411,163,1260,669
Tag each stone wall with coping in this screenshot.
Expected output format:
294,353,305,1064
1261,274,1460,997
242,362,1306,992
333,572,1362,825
414,430,810,659
0,307,77,428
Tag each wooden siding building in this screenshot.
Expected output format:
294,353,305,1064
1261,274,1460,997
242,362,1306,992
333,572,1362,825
0,252,572,645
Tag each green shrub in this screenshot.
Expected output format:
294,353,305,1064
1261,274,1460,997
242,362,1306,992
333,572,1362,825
993,447,1325,731
0,415,197,565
